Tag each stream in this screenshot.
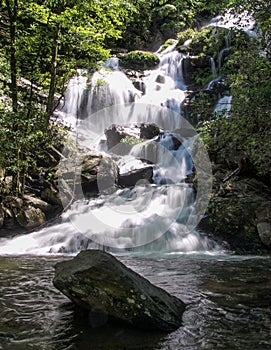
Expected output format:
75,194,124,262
0,254,270,350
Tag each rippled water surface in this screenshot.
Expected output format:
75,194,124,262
0,254,270,350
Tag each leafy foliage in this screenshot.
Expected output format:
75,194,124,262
0,0,131,196
120,136,144,146
198,44,271,177
119,51,160,70
227,0,271,57
117,0,230,50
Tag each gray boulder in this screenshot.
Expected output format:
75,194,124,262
15,205,46,229
53,250,186,331
118,166,153,187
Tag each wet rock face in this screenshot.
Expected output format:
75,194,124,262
105,124,160,152
81,154,119,196
256,206,271,248
53,250,186,331
207,171,271,253
118,166,153,187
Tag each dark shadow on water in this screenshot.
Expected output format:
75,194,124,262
59,305,169,350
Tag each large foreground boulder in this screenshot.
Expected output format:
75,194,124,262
53,250,186,331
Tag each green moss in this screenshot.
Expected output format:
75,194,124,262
193,67,214,88
119,51,160,71
159,39,177,52
183,27,250,62
120,136,143,146
176,28,196,46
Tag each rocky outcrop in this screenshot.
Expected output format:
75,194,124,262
53,250,186,331
105,126,127,150
182,55,211,88
0,195,49,232
105,124,160,152
0,151,120,234
41,186,62,206
140,124,160,139
118,166,153,187
15,206,46,229
56,152,119,199
205,167,271,253
24,195,53,213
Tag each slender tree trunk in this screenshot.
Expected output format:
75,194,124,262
46,23,61,124
6,0,18,114
6,0,21,195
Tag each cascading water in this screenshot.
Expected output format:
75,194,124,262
0,46,218,255
210,57,217,78
208,9,257,38
214,95,232,116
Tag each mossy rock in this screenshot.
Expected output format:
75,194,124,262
159,39,177,53
177,26,249,61
176,28,197,47
53,250,186,331
182,55,214,88
119,51,160,71
190,27,229,57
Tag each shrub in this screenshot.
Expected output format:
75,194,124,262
119,51,160,70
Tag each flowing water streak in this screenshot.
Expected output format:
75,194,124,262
214,95,232,116
210,57,217,78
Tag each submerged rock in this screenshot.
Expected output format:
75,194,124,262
53,250,186,331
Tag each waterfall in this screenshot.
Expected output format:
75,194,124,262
0,46,218,256
210,57,217,78
208,9,256,37
214,95,232,116
56,72,87,126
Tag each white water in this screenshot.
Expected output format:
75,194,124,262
210,57,217,78
214,95,232,116
208,9,257,38
0,46,218,256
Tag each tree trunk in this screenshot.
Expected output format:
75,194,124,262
46,23,61,124
6,0,18,114
6,0,21,195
